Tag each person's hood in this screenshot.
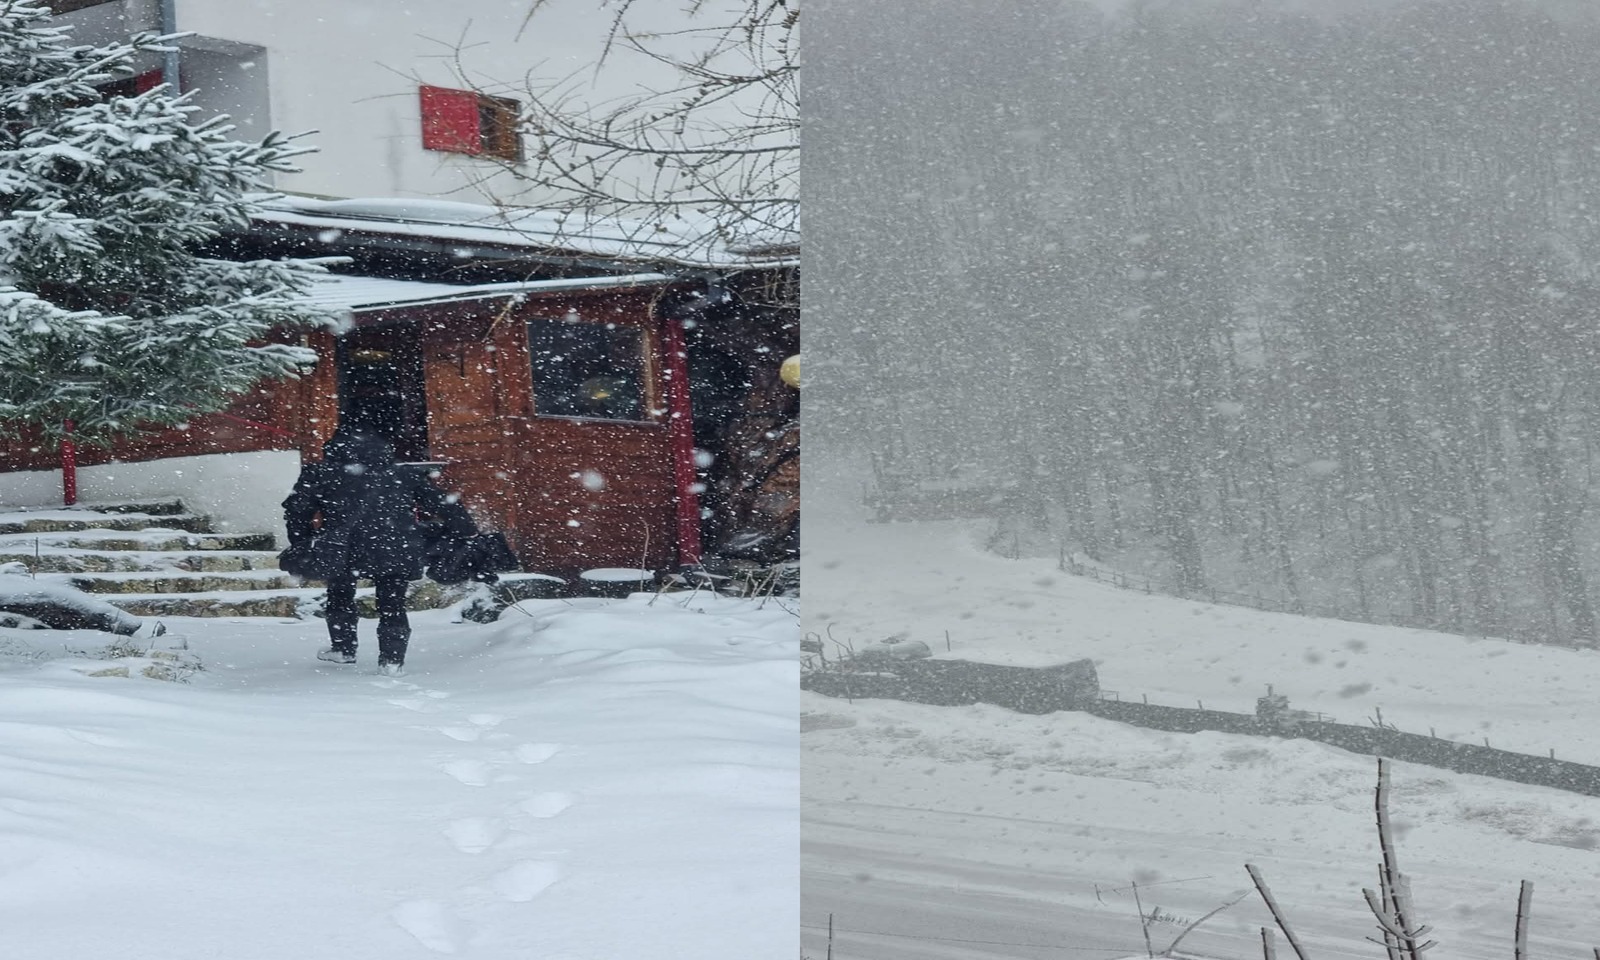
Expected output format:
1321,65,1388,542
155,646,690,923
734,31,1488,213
322,431,395,470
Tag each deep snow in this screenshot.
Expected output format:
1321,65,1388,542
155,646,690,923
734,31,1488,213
2,590,797,959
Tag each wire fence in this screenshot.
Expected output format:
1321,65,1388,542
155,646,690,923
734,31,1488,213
802,655,1600,797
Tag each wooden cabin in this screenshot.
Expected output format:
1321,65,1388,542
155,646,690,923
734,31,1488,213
306,273,701,576
0,201,799,578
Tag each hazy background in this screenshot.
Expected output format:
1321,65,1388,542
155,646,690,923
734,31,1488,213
803,0,1600,646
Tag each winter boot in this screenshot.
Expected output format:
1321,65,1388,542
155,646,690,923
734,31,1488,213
376,615,410,675
317,646,357,664
379,660,405,677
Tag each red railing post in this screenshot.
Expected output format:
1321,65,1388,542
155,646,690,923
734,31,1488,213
61,419,77,506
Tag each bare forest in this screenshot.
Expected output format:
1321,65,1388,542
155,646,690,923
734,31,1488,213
806,0,1600,644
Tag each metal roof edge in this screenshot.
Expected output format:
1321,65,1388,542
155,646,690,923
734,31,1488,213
251,207,776,271
328,272,680,312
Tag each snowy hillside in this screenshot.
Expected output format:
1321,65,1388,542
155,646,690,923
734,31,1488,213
1,592,797,959
802,474,1600,959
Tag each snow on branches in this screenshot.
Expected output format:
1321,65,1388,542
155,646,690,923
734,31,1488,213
0,1,338,444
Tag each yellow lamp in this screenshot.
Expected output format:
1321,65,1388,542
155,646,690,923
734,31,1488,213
779,354,800,388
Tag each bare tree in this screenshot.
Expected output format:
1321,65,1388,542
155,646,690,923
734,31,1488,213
451,0,797,262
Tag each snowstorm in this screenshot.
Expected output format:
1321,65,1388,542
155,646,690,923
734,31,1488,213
804,0,1600,956
0,2,796,958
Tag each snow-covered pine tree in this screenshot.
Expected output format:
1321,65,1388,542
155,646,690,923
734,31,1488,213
0,1,336,444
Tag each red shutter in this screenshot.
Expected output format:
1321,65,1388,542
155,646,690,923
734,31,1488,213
134,70,163,94
419,86,482,154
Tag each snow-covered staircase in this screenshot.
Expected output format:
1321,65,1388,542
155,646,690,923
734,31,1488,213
0,500,311,618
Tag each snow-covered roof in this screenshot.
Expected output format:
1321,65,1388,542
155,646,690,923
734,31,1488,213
254,196,798,270
303,271,674,312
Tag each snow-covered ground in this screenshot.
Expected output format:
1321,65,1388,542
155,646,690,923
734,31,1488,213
802,472,1600,960
2,591,797,959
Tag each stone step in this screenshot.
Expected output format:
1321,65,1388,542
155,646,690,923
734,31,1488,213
105,592,313,619
61,570,299,595
75,498,188,517
0,500,307,619
0,551,281,574
101,583,471,620
0,531,275,552
0,514,213,535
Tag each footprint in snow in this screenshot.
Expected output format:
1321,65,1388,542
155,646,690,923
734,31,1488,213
491,860,561,902
370,678,417,691
513,742,562,764
442,817,504,854
517,791,574,819
386,698,431,712
431,725,481,742
467,713,509,727
391,899,465,954
439,758,493,787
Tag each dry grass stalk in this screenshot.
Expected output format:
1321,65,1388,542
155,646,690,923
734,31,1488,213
1246,863,1312,960
1362,865,1403,960
1514,881,1532,960
1370,758,1434,958
1131,880,1156,958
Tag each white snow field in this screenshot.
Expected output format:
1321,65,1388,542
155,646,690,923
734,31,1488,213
1,591,797,959
802,476,1600,960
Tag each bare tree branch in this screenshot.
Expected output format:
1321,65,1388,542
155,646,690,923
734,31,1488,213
1374,758,1435,958
1246,863,1313,960
442,0,797,264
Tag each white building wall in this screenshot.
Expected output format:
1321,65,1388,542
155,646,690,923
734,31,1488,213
169,0,690,204
51,0,166,77
179,35,272,148
51,0,158,47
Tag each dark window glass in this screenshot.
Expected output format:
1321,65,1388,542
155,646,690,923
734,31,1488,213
528,318,646,421
478,95,523,161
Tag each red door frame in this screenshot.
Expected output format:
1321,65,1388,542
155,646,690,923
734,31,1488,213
658,309,703,567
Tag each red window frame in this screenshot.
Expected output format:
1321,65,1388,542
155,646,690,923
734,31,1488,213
419,85,483,155
419,85,522,161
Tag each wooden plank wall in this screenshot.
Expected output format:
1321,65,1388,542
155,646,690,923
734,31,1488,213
0,329,337,474
0,288,690,579
419,290,679,576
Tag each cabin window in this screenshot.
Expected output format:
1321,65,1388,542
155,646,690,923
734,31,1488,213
419,85,523,161
527,317,646,421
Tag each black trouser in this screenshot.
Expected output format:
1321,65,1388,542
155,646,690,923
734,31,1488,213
324,574,412,665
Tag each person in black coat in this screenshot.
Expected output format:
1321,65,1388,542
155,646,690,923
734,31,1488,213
281,430,475,675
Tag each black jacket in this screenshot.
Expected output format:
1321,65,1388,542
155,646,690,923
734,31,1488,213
282,432,475,580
